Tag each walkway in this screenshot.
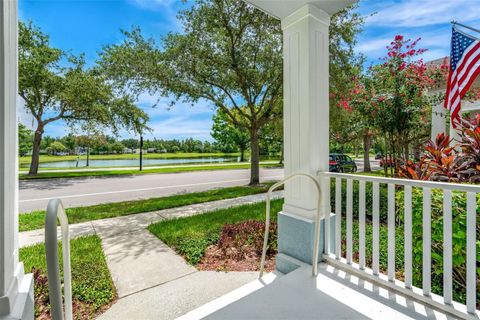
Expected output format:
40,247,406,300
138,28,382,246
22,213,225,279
20,191,283,319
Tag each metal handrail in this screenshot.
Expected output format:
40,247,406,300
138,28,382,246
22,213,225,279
45,199,73,320
259,173,322,278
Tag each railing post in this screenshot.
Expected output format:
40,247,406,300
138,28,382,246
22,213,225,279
443,190,452,305
422,187,431,296
45,199,72,320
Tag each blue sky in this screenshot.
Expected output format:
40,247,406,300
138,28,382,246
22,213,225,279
18,0,480,141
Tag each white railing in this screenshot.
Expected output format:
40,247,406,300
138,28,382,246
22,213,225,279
45,199,73,320
321,172,479,319
259,173,322,278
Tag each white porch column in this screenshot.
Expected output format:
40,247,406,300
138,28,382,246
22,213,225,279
0,1,34,319
244,0,353,271
282,4,329,220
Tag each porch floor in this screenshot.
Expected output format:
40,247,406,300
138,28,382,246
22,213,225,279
180,263,455,320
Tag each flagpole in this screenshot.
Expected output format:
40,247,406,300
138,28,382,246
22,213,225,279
451,21,480,35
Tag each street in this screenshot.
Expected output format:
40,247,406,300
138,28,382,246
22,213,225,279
19,158,380,213
19,168,284,212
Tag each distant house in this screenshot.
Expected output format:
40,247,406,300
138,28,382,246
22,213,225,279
429,57,480,142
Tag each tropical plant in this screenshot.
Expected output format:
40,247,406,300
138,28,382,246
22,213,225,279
399,115,480,182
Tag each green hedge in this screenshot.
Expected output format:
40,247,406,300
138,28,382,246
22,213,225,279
329,179,390,222
396,189,479,305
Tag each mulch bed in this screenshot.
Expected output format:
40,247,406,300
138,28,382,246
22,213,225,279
197,245,276,272
196,220,277,272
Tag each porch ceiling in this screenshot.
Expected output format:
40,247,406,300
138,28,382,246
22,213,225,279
244,0,356,19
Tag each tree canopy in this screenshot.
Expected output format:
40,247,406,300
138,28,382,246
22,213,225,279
19,21,149,174
99,0,364,184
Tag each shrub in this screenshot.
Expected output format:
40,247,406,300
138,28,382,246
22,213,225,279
399,115,480,182
330,179,390,221
396,188,479,305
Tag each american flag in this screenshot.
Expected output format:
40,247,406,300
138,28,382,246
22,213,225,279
444,27,480,127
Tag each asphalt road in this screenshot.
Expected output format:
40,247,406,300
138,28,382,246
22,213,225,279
19,168,284,213
19,159,380,213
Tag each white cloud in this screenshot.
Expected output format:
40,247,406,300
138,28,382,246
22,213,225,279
356,37,391,54
122,115,214,141
365,0,480,27
17,95,36,129
137,92,214,116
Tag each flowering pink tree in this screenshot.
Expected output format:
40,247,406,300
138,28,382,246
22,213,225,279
348,35,438,176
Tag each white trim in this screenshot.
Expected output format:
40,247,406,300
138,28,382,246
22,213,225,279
321,171,480,193
281,4,330,30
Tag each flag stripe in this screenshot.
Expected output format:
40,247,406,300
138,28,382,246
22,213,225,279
445,27,480,128
455,41,480,80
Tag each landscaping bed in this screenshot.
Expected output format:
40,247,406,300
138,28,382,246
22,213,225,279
197,220,277,272
148,200,283,271
20,184,277,231
20,235,115,320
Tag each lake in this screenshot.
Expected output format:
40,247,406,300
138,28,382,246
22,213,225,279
25,156,241,169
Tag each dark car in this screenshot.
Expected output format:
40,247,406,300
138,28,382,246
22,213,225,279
329,153,357,173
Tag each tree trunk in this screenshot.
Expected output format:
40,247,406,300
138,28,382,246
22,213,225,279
28,124,44,175
363,132,372,172
239,146,245,162
279,146,284,165
403,136,409,162
383,135,389,177
249,129,260,185
86,147,90,167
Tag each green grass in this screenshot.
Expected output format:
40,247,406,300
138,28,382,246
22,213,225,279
20,235,115,319
146,198,397,268
19,152,243,165
355,169,386,177
20,184,277,232
19,162,283,180
148,199,283,264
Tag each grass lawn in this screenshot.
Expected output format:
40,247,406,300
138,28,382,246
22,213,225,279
20,184,277,232
19,162,283,180
19,152,243,165
147,198,397,269
148,199,284,265
20,235,115,319
355,169,386,177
